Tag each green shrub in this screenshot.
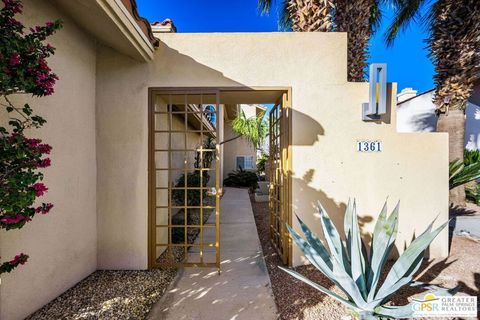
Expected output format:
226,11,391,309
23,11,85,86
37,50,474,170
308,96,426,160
256,153,268,175
464,149,480,166
171,172,210,244
449,159,480,190
172,137,215,207
172,171,209,207
466,184,480,205
171,137,216,244
280,199,456,319
223,168,258,191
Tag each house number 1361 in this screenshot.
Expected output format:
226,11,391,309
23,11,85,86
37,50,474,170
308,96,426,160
357,140,382,152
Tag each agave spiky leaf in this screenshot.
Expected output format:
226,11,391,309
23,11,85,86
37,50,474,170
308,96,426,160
296,215,332,268
281,199,454,318
317,201,351,275
374,220,448,301
289,219,367,307
366,201,399,301
278,265,361,311
375,284,459,318
286,222,334,278
344,199,368,299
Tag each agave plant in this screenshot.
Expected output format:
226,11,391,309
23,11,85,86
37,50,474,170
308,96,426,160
280,200,456,319
449,159,480,190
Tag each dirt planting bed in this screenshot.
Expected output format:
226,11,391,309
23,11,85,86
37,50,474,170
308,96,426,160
250,195,480,320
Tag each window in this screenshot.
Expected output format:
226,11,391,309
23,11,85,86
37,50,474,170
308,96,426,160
236,156,254,170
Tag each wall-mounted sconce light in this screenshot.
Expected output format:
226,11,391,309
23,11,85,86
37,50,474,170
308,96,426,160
362,63,387,121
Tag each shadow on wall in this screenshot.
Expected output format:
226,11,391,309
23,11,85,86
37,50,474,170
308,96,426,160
291,171,375,249
153,41,245,87
410,111,437,132
97,38,259,268
289,109,375,245
291,109,325,145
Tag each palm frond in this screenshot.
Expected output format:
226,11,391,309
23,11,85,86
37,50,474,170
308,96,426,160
369,0,383,33
384,0,427,46
278,0,292,30
258,0,274,14
258,0,292,30
232,110,268,149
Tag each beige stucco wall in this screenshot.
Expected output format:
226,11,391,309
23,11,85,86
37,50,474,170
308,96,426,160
96,32,448,269
0,1,97,319
223,106,257,176
291,82,449,265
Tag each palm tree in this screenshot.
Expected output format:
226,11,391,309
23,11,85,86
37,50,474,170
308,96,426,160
335,0,382,81
258,0,381,82
258,0,335,32
385,0,480,206
221,111,269,149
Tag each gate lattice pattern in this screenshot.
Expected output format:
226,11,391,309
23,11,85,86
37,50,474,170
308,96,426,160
149,91,221,269
268,93,291,265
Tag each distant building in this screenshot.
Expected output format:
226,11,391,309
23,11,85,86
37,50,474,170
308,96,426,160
223,104,266,175
396,82,480,150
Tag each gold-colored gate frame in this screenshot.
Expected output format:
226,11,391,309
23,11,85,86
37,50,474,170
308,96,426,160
147,87,293,270
268,92,293,266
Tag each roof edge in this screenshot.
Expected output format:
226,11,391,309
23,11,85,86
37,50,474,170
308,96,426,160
120,0,159,47
397,88,435,105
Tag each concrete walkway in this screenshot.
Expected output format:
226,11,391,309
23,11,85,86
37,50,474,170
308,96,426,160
148,188,277,320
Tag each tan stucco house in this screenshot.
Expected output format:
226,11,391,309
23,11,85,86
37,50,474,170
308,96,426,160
223,104,266,175
0,0,450,319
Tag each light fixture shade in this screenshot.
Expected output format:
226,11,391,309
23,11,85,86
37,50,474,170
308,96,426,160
362,63,387,121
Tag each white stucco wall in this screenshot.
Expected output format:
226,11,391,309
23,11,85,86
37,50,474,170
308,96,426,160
95,32,448,269
396,86,480,150
465,101,480,150
396,91,436,132
0,1,97,319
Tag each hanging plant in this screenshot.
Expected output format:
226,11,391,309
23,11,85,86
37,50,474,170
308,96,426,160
0,0,62,274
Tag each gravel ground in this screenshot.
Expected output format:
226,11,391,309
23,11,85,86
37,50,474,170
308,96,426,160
26,198,217,319
250,195,480,320
27,201,217,319
26,269,178,320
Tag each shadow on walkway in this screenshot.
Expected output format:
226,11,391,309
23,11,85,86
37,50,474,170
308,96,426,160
148,188,277,320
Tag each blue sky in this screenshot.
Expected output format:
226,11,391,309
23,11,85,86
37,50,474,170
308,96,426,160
137,0,434,93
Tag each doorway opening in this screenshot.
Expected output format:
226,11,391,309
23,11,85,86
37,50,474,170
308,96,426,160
148,88,292,271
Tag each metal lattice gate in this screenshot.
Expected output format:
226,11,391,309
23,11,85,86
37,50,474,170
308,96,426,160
268,92,291,266
149,90,221,270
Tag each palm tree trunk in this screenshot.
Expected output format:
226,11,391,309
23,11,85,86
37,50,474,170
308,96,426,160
287,0,335,32
335,0,374,82
429,0,480,208
437,109,466,207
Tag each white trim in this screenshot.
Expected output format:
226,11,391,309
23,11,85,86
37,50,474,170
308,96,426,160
235,155,255,170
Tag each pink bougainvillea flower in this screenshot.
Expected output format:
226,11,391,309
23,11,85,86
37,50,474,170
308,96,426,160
0,214,31,225
24,137,41,147
2,0,23,13
46,21,54,28
37,158,51,168
35,203,54,214
8,53,20,66
9,253,28,266
38,143,52,154
31,183,48,196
